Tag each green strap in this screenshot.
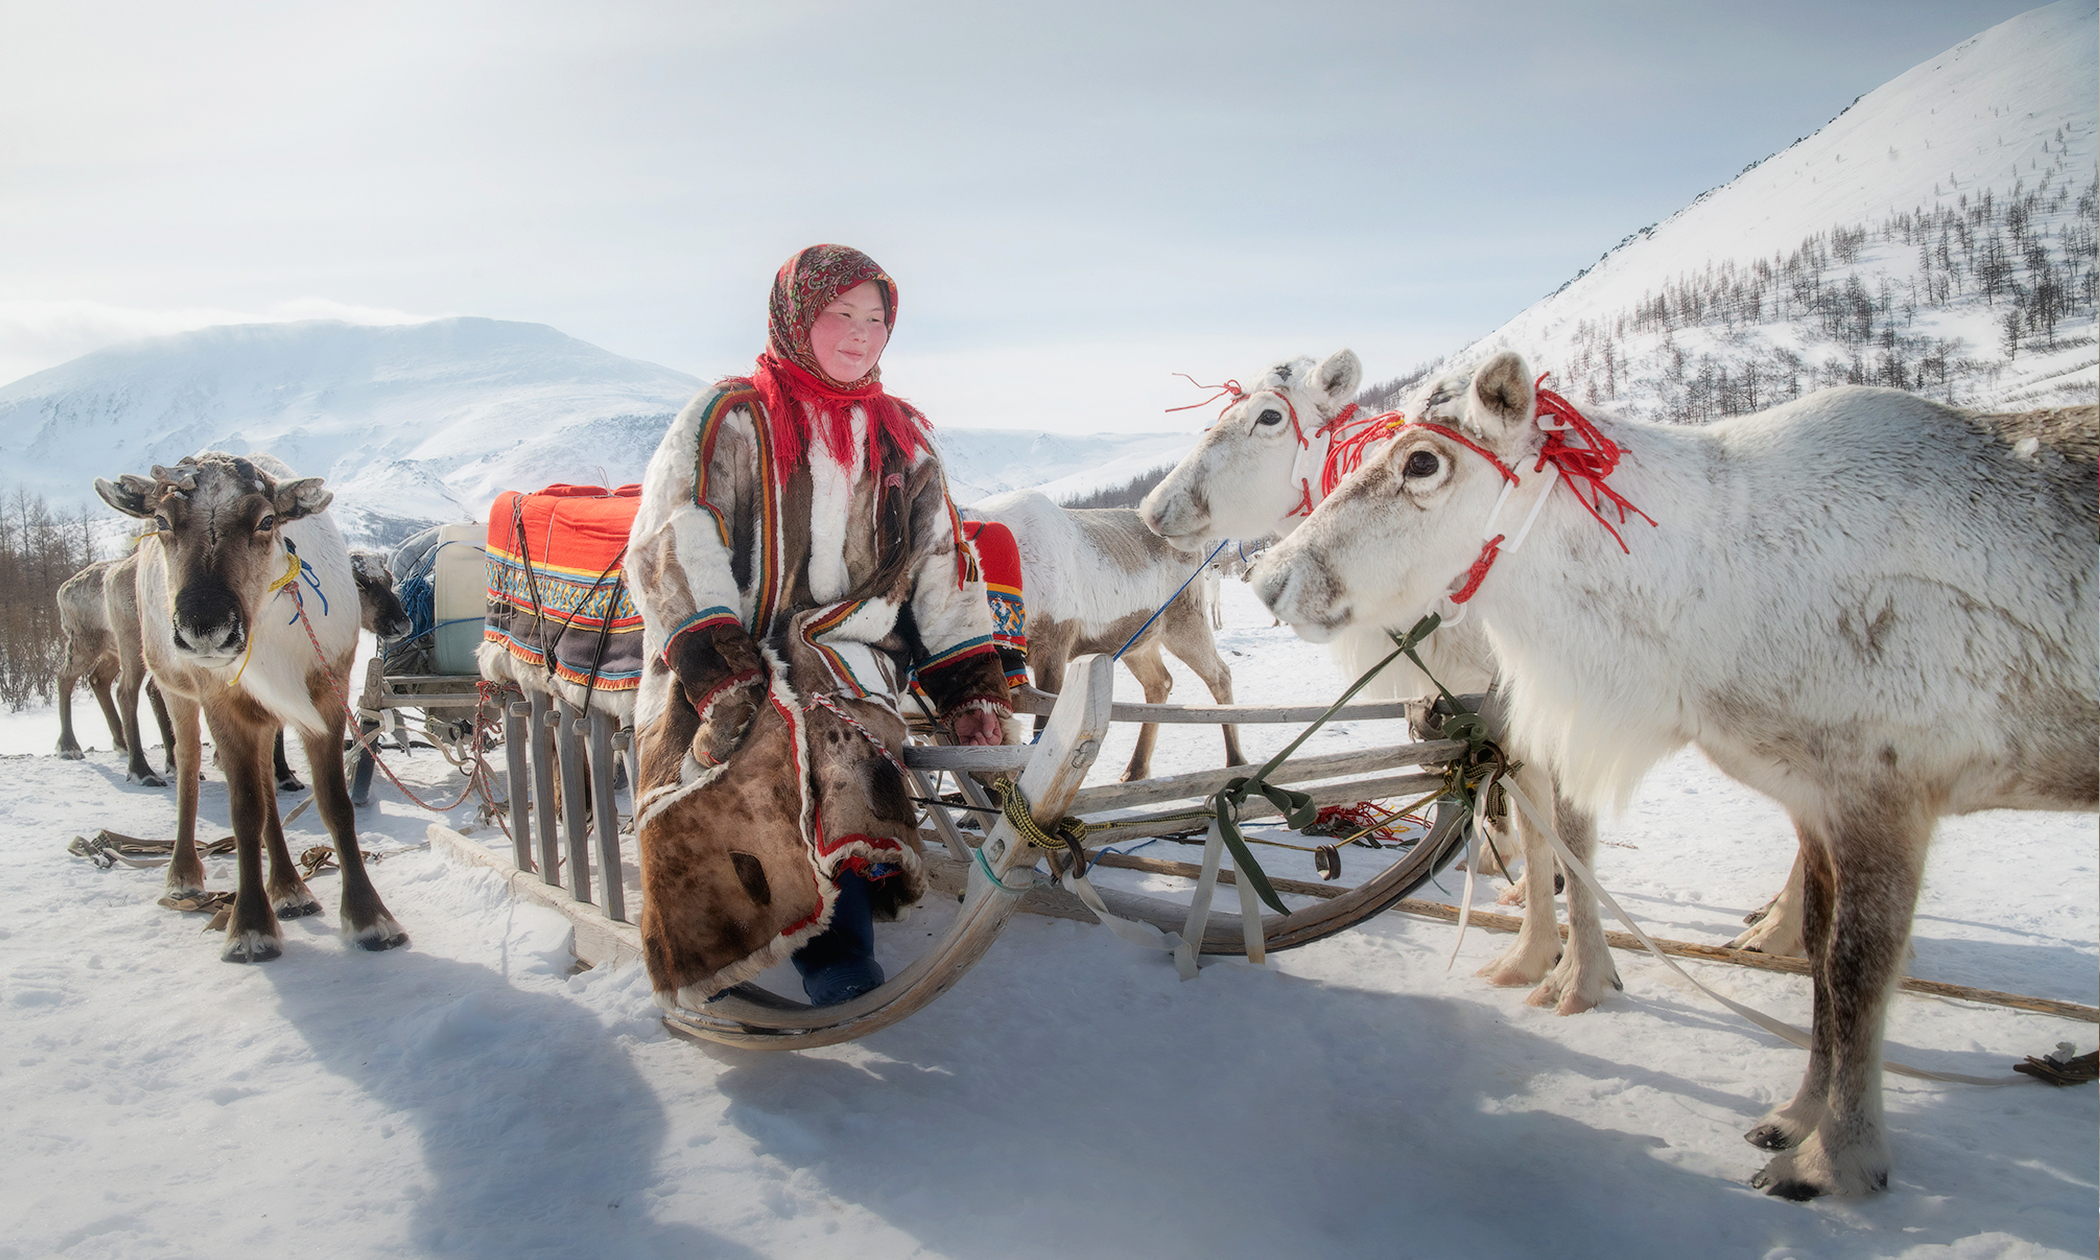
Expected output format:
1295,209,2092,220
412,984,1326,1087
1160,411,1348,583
1210,613,1463,916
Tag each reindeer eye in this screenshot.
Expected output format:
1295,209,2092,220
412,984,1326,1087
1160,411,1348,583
153,515,171,533
1256,409,1283,427
1403,450,1440,479
255,514,276,532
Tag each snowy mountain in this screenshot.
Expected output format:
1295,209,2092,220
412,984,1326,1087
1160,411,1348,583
1438,1,2098,421
0,318,1190,545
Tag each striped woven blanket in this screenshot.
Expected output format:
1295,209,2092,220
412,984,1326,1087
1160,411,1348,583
484,484,645,694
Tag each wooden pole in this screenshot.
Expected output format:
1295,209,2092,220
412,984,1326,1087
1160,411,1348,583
1089,851,2100,1025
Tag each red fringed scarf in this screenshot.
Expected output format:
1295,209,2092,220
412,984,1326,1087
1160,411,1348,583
739,353,931,487
728,244,932,486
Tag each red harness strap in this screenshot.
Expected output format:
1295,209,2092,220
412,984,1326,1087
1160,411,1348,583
1396,384,1656,604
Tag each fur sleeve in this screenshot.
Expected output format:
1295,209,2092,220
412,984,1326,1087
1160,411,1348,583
630,390,760,718
903,456,1010,717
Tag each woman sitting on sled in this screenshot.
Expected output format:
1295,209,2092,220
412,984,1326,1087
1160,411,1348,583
628,244,1010,1008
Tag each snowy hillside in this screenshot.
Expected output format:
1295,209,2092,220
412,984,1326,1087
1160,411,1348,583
0,319,1192,544
0,318,700,542
1446,1,2098,420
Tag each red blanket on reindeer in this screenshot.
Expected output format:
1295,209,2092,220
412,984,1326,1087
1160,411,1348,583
483,484,646,698
960,520,1026,687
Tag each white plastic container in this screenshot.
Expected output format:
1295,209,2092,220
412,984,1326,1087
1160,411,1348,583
430,521,488,675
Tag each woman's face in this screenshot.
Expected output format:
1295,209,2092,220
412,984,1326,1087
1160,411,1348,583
808,280,890,382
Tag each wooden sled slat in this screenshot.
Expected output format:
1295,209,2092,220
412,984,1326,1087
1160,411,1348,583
916,798,1470,955
1081,772,1448,846
1009,684,1418,726
1070,743,1462,815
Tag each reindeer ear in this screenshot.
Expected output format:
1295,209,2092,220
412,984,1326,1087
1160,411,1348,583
95,475,156,519
1469,351,1535,438
1313,349,1361,404
273,477,333,521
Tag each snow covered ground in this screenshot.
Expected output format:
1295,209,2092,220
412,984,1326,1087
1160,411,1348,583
1,579,2093,1260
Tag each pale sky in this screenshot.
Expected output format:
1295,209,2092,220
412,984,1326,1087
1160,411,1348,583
0,0,2057,431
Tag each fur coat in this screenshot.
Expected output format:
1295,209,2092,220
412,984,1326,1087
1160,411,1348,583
627,382,1010,1007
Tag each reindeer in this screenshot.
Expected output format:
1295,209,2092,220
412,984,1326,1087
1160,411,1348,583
55,555,175,778
69,546,408,793
221,548,412,793
973,490,1243,782
1252,351,2097,1199
95,454,408,963
1139,350,1618,1013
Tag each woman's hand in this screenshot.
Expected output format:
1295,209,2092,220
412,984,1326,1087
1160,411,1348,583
948,708,1004,747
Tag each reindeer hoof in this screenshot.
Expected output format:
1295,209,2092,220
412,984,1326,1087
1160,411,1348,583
59,747,85,761
1750,1164,1825,1201
221,930,283,964
130,769,169,788
275,897,324,920
1744,1122,1799,1151
276,774,305,793
347,916,409,952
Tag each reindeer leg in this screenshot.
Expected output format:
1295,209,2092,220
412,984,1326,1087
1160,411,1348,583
116,650,166,787
163,692,208,898
1481,776,1559,988
1527,785,1618,1015
56,658,87,759
1732,839,1810,956
93,659,129,752
1747,829,1837,1154
300,713,406,951
147,681,177,775
1118,643,1172,782
272,729,305,792
258,730,321,919
1752,799,1926,1199
208,704,281,963
1027,645,1068,747
1162,598,1244,768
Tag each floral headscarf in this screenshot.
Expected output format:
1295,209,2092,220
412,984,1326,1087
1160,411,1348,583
736,244,929,483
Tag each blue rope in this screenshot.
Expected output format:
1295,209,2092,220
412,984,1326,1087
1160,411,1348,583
398,569,437,641
1112,539,1229,661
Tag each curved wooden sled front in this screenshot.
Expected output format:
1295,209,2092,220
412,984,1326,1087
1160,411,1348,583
663,658,1478,1048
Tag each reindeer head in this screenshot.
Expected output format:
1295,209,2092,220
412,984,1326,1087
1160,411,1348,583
350,549,413,639
1253,351,1540,640
1140,349,1362,545
95,454,333,665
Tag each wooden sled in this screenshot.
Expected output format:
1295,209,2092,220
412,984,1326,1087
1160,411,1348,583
652,653,1481,1049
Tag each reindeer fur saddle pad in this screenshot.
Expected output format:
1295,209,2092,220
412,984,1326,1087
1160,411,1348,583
484,484,646,694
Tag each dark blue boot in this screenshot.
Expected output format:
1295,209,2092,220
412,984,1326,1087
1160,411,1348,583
793,872,884,1005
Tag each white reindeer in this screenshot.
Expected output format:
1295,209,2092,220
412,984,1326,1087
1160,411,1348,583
1139,351,1618,1013
973,490,1243,781
1252,350,2098,1200
96,453,408,962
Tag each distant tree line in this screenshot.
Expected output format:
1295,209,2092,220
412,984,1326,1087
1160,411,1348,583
0,487,102,711
1059,465,1174,510
1553,158,2098,423
1354,361,1441,415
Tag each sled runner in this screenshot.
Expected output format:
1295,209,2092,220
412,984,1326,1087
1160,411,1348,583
422,641,1487,1048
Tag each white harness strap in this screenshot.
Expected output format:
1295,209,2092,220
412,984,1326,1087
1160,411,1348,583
1060,863,1201,981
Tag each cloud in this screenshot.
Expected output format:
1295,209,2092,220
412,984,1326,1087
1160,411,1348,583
0,297,444,386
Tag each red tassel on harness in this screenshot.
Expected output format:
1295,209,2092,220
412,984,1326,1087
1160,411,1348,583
1530,382,1656,553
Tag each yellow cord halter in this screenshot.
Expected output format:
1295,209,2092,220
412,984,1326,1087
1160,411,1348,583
227,549,304,688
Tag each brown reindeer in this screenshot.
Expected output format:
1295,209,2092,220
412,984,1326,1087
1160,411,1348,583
55,555,175,778
96,453,407,963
